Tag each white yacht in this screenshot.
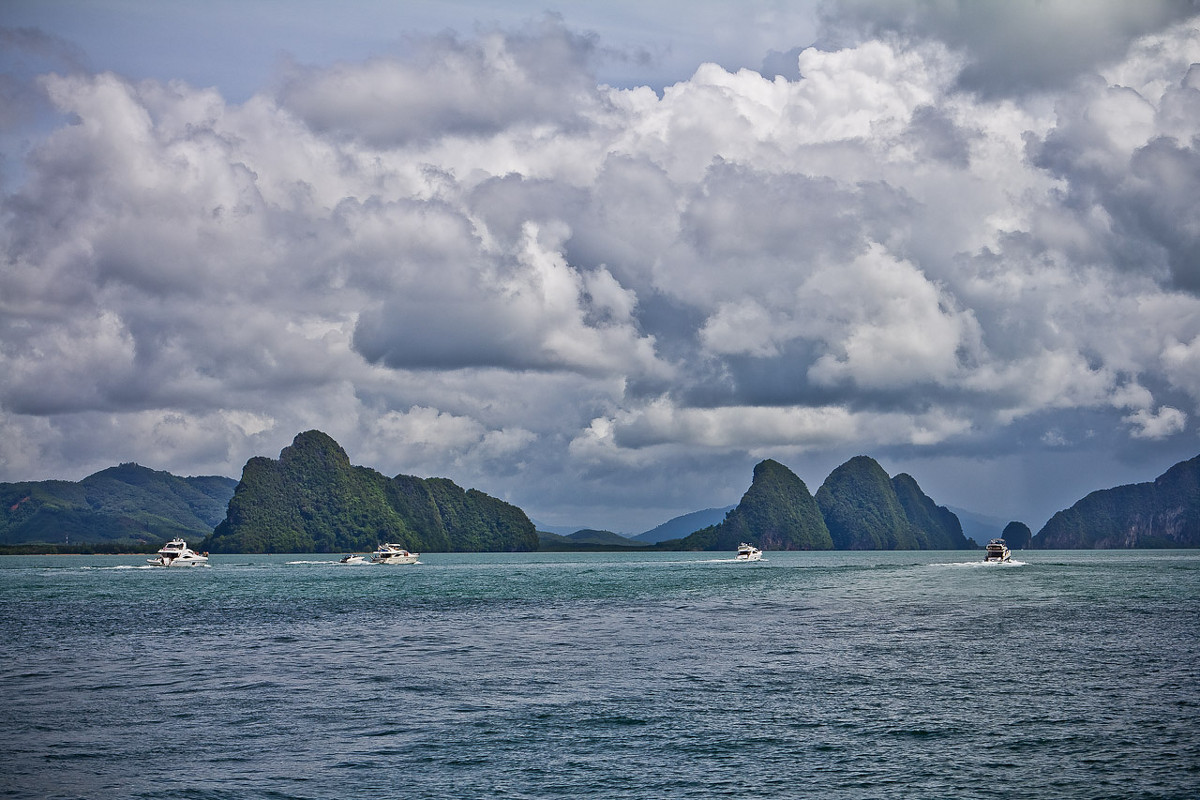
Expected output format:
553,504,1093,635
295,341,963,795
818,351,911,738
736,542,763,561
147,538,209,567
338,554,367,565
984,538,1011,563
369,544,420,564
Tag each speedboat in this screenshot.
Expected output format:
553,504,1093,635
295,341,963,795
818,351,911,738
735,542,763,561
984,538,1011,563
338,554,367,565
147,538,209,567
369,543,420,564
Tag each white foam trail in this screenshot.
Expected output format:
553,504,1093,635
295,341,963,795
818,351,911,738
935,559,1027,568
695,557,768,563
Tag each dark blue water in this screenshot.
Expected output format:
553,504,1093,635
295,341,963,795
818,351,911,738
2,550,1198,799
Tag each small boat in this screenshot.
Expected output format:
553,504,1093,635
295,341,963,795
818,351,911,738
984,538,1011,563
735,542,763,561
338,554,367,565
147,538,209,567
369,543,420,564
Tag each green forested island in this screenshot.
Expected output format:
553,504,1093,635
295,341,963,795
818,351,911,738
1030,454,1200,548
206,430,538,553
3,431,1198,552
669,456,971,551
672,459,832,551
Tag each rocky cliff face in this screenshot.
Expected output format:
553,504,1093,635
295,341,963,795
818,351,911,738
892,472,973,550
1034,455,1200,548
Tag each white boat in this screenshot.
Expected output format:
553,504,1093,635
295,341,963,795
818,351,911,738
735,542,763,561
984,538,1011,563
369,543,420,564
147,538,209,567
338,554,367,565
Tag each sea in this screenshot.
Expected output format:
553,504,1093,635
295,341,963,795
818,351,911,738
1,549,1197,800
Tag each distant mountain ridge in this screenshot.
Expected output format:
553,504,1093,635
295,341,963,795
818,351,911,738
949,507,1007,547
0,463,236,546
537,529,648,550
634,506,735,543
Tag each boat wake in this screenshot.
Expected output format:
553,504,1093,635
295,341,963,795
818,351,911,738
936,559,1027,568
90,563,212,570
284,558,422,566
696,557,768,564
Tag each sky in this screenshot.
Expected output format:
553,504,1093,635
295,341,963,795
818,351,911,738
2,1,1200,534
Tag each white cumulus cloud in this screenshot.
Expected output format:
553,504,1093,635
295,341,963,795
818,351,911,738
3,7,1200,531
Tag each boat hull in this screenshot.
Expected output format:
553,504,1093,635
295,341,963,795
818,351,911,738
369,543,420,564
148,556,209,567
371,555,419,565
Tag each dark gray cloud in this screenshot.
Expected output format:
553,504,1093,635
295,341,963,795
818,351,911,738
819,0,1200,97
276,15,605,146
904,104,973,167
1028,65,1200,293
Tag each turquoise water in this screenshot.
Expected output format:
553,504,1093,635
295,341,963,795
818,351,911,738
1,550,1198,799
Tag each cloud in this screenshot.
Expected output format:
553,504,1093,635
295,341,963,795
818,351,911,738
575,397,973,454
0,26,89,133
362,405,537,475
351,220,670,378
802,245,983,389
819,0,1199,97
3,12,1200,531
1027,24,1200,293
1162,334,1200,400
1124,406,1188,439
276,15,604,146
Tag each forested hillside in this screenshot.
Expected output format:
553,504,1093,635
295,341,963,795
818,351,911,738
670,456,971,552
1033,455,1200,548
205,430,538,553
0,464,235,546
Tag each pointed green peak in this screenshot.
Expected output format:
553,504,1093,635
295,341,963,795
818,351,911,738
751,458,794,481
280,430,351,467
817,455,914,550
